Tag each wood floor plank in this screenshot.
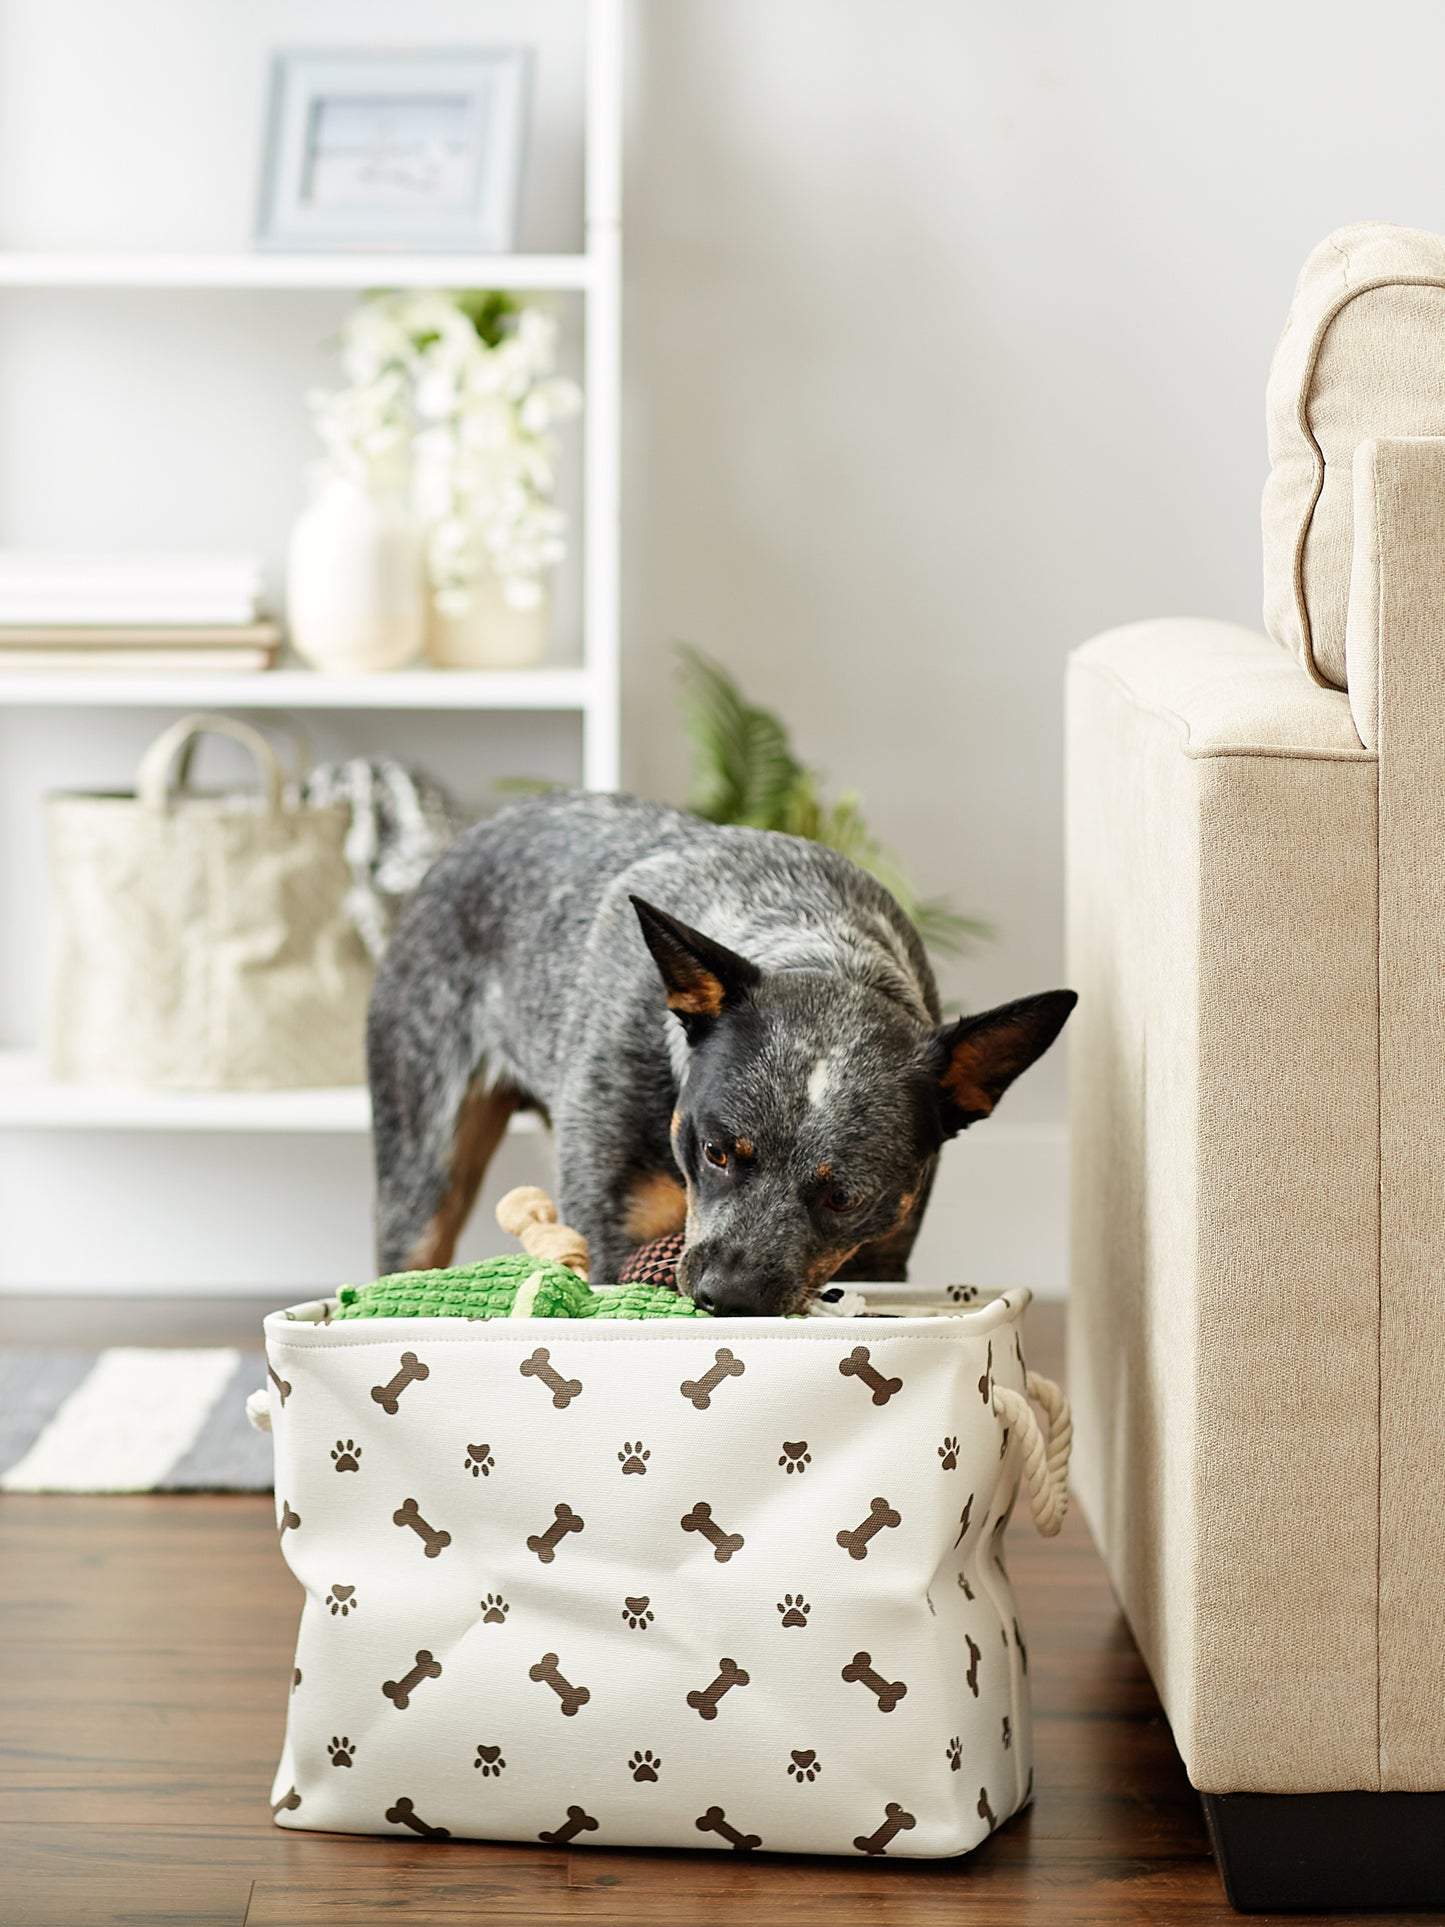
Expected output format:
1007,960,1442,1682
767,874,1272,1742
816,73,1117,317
7,1298,1407,1927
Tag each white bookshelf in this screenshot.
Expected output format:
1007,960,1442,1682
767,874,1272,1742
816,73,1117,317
0,1051,544,1134
0,663,596,710
0,252,597,291
0,3,620,1288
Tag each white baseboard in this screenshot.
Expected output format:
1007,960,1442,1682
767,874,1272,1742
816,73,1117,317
0,1122,1067,1300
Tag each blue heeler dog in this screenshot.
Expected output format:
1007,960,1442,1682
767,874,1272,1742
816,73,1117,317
368,790,1076,1315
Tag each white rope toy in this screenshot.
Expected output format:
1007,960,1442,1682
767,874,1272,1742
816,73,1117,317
992,1371,1073,1537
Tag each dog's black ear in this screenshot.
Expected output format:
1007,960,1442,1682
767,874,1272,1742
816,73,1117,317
630,896,761,1041
930,990,1077,1137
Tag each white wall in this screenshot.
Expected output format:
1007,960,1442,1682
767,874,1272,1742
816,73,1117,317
4,0,1442,1295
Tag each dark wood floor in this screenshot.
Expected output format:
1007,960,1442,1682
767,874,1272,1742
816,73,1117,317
0,1299,1417,1926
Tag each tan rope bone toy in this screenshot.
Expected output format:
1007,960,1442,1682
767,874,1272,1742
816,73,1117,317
494,1185,592,1280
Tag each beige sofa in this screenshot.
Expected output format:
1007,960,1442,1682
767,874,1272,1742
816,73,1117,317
1066,222,1445,1913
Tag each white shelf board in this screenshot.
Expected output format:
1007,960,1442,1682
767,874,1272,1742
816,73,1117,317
0,664,593,710
0,252,595,292
0,1052,544,1134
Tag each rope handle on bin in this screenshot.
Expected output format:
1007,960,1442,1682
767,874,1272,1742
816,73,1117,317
992,1372,1072,1537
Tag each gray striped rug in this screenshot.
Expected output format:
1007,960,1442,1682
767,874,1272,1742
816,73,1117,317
0,1349,272,1492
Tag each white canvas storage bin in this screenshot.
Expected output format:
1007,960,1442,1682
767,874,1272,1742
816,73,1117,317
258,1289,1068,1860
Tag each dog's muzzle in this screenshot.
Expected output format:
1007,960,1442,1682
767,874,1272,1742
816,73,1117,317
679,1242,799,1318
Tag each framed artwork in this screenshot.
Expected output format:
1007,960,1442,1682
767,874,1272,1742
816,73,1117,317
257,48,531,252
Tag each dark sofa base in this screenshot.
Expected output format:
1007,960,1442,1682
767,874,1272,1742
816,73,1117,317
1203,1790,1445,1913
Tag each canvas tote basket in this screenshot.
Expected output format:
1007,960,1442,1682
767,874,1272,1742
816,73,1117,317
254,1289,1070,1859
46,714,372,1089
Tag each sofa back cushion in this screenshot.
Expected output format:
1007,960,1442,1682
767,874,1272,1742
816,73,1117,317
1263,222,1445,689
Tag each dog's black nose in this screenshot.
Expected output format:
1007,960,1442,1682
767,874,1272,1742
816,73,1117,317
690,1259,783,1317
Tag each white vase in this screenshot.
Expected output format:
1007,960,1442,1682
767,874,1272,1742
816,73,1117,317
286,476,425,674
424,572,550,670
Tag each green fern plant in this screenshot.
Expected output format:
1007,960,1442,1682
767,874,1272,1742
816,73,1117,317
675,645,988,958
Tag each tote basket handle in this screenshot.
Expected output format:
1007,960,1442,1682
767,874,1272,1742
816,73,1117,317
138,713,286,815
993,1371,1072,1537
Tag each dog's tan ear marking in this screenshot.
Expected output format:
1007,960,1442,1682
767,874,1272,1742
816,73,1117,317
934,991,1078,1136
630,897,761,1034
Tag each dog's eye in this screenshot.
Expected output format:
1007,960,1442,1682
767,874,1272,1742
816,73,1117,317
703,1141,729,1169
823,1186,863,1214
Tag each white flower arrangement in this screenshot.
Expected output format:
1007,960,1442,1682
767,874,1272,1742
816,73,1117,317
307,290,583,616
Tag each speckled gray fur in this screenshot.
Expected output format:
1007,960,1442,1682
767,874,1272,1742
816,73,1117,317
368,790,1075,1312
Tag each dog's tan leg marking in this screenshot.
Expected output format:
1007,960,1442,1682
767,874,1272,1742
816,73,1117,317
405,1079,519,1271
695,1805,761,1850
392,1496,451,1558
854,1802,917,1855
538,1804,599,1845
385,1796,452,1841
841,1650,907,1712
836,1495,902,1560
685,1657,749,1720
529,1651,590,1716
381,1649,442,1710
622,1171,688,1244
838,1345,903,1405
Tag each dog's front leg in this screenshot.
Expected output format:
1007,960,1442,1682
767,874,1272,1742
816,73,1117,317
551,1068,685,1284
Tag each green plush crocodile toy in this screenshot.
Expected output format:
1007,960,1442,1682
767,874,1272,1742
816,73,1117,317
334,1187,710,1322
336,1252,708,1322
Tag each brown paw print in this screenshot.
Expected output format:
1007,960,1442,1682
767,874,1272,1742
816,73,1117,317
618,1441,650,1476
474,1743,506,1777
330,1439,361,1473
481,1592,509,1624
621,1595,654,1630
937,1435,959,1471
788,1748,822,1782
465,1443,495,1478
946,1735,962,1772
947,1283,980,1303
326,1584,357,1617
777,1593,810,1629
629,1748,661,1782
328,1735,355,1767
778,1440,811,1474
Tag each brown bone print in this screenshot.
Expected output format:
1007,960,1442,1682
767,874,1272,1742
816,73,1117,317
529,1651,590,1716
370,1351,429,1415
392,1497,451,1558
271,1786,301,1815
538,1803,599,1845
381,1649,443,1710
680,1347,746,1410
686,1656,750,1721
854,1801,918,1856
838,1345,903,1406
840,1650,907,1713
953,1492,975,1548
977,1786,997,1831
527,1502,585,1564
278,1501,300,1534
385,1796,452,1841
965,1632,982,1696
836,1495,901,1560
680,1500,745,1563
266,1362,291,1405
519,1346,582,1409
695,1806,761,1851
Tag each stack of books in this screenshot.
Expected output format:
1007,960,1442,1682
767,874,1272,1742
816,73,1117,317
0,554,280,672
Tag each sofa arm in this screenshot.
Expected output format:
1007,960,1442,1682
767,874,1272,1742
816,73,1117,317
1345,436,1445,1789
1066,617,1380,1794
